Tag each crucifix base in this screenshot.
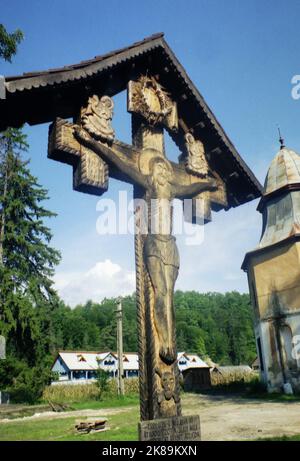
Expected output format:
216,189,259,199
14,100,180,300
138,415,201,441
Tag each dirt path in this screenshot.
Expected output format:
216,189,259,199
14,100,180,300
183,394,300,441
0,406,135,424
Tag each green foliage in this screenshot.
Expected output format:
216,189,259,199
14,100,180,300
48,295,138,352
44,291,256,367
95,368,110,400
0,23,62,404
0,405,140,441
0,24,23,62
0,135,61,363
0,356,55,404
175,291,256,365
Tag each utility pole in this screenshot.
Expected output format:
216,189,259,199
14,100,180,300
116,297,125,396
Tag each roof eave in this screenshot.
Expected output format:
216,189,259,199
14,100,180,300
242,232,300,271
1,33,262,206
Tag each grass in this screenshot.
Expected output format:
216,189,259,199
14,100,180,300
0,395,139,419
0,403,140,441
256,434,300,441
71,395,139,410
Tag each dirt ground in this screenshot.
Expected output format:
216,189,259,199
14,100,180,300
183,393,300,441
1,394,300,440
0,406,134,424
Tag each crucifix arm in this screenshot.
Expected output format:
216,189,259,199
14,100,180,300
74,128,147,188
173,178,217,199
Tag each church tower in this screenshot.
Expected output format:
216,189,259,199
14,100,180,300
243,142,300,393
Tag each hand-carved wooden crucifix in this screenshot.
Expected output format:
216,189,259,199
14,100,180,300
48,75,219,425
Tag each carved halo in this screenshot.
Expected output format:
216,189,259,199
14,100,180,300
128,76,178,130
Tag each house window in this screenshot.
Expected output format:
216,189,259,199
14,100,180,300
77,354,86,362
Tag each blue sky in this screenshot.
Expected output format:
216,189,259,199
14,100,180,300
2,0,300,305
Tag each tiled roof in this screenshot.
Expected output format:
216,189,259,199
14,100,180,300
54,350,208,372
4,33,165,92
58,351,111,371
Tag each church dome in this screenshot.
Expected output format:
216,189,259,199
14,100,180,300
242,144,300,270
263,147,300,196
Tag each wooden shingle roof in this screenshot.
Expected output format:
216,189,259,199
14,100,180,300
0,33,262,208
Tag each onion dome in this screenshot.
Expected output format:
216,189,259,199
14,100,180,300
258,146,300,249
263,147,300,198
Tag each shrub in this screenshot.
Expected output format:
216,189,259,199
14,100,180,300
95,369,110,400
0,356,55,404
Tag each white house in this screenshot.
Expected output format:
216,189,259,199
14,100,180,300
51,351,139,384
51,350,209,384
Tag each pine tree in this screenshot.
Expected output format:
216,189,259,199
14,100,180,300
0,129,61,362
0,29,60,363
0,24,23,62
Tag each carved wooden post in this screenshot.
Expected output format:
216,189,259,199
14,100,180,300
132,115,182,421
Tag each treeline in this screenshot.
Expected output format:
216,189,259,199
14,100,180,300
49,291,256,366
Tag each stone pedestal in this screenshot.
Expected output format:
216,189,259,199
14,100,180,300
138,415,201,441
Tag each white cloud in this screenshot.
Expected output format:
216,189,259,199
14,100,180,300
54,259,135,307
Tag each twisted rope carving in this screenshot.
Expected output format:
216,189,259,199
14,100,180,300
144,258,159,420
134,191,149,421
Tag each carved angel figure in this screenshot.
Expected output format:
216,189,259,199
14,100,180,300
82,95,115,142
185,133,208,177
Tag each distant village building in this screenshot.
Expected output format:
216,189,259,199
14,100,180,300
178,352,211,391
52,351,139,383
51,351,210,388
243,144,300,393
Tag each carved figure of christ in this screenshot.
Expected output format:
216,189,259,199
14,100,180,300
75,127,216,364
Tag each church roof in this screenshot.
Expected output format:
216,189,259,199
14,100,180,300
242,146,300,270
263,146,300,198
0,33,262,209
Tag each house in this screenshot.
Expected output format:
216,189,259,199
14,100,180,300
51,350,210,387
178,352,211,391
51,351,139,384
